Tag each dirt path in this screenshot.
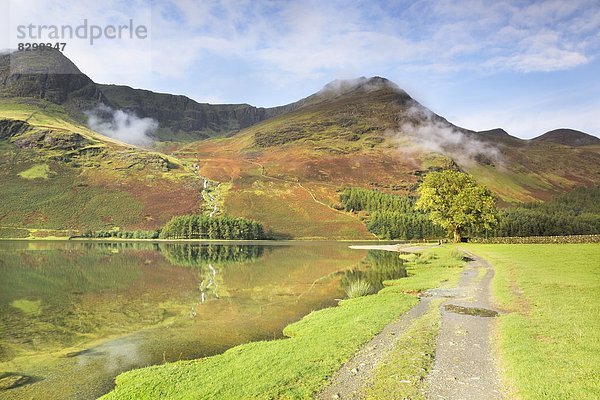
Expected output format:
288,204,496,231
317,244,437,400
317,298,433,400
318,248,504,400
425,250,504,399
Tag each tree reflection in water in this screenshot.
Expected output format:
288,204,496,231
342,250,407,296
159,244,266,315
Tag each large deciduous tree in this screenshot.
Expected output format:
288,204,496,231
415,170,497,242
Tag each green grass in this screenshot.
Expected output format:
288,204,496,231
17,163,50,179
102,247,465,399
0,161,145,230
383,246,465,293
366,299,442,400
464,244,600,399
10,299,42,316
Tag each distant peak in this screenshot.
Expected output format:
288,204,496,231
318,76,403,96
478,128,511,137
532,128,600,147
3,49,82,75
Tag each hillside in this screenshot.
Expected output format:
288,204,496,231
0,50,287,141
98,84,288,141
172,77,600,238
0,97,202,235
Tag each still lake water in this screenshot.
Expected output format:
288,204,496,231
0,241,405,399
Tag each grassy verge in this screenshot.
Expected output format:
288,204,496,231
464,244,600,399
366,299,442,400
382,246,465,293
102,246,464,399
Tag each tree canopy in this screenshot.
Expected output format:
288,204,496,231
159,215,265,240
339,187,445,239
415,170,497,242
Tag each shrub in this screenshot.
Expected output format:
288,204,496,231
344,279,373,298
449,249,466,261
414,252,437,265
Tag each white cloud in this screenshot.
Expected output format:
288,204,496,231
398,106,502,166
86,104,158,147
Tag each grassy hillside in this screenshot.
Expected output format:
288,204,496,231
464,140,600,204
0,98,202,232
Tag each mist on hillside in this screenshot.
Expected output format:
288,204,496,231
85,104,158,147
398,106,502,166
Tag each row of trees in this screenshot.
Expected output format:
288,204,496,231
339,187,444,240
159,214,265,240
81,230,160,239
492,186,600,237
160,244,265,267
367,211,445,240
340,187,414,213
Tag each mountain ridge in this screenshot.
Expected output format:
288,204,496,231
1,49,600,238
532,128,600,147
1,50,597,143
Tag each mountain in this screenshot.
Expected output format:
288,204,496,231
173,77,600,237
97,84,289,141
532,128,600,147
0,52,203,234
0,50,109,117
0,50,288,141
1,50,599,239
477,128,521,140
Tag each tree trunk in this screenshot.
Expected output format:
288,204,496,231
453,227,462,243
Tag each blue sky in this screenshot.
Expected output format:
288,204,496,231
2,0,600,138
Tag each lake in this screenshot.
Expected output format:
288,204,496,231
0,241,405,399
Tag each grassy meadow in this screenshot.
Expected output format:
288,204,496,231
465,243,600,400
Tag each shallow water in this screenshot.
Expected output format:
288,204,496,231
0,241,405,399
